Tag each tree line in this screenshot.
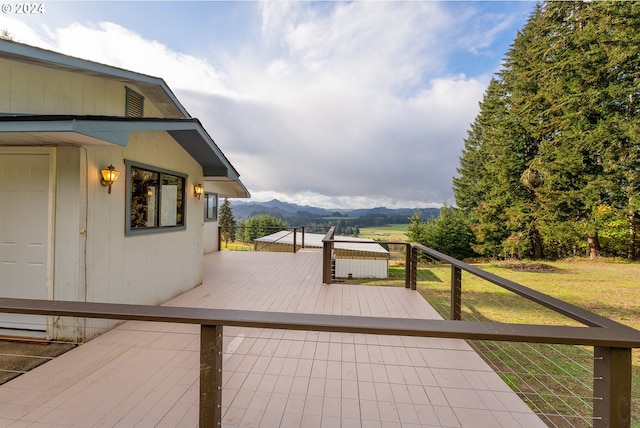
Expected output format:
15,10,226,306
219,199,290,245
453,1,640,260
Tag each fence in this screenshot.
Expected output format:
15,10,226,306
321,227,640,427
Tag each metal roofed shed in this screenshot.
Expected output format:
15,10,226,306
255,231,390,279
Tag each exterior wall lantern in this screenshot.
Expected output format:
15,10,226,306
100,165,120,194
194,183,204,199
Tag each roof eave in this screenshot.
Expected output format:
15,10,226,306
0,116,249,197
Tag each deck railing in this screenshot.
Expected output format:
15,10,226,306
322,226,640,427
1,233,639,427
218,225,335,252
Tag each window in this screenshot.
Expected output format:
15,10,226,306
126,161,186,235
204,192,218,221
125,87,144,118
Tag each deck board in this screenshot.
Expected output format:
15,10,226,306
0,250,546,427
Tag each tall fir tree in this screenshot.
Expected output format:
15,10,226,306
218,198,236,247
455,1,640,259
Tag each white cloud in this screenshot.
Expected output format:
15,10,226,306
188,2,489,207
1,18,234,98
1,1,530,209
0,16,53,48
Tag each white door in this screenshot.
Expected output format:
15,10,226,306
0,154,49,331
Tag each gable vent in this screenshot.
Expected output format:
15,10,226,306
125,87,144,118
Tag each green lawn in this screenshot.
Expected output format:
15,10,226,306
220,241,254,251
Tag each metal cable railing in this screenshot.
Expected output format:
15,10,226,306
0,230,638,426
321,227,640,427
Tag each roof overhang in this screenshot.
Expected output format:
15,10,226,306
0,115,250,198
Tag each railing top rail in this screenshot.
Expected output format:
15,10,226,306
321,226,335,243
330,239,408,246
1,297,640,348
410,243,636,332
234,226,296,230
322,237,637,334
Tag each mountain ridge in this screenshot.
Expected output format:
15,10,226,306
230,199,439,222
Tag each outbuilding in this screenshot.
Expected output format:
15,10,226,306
254,231,389,278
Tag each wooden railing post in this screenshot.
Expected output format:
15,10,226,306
410,247,417,290
323,240,334,284
404,244,411,289
451,266,462,320
322,241,329,284
301,227,305,248
593,346,631,428
293,228,297,253
217,226,221,251
322,227,335,284
200,324,223,427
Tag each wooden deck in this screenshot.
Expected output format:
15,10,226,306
0,250,546,427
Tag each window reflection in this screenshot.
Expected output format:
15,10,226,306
204,192,218,221
129,165,184,231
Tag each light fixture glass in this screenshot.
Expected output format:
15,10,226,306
100,165,120,194
194,183,204,199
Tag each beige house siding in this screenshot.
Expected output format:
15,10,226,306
202,182,229,254
202,223,218,254
0,58,162,117
50,132,205,340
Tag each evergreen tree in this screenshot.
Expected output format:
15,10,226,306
218,198,236,247
454,79,504,257
454,76,542,258
407,206,476,260
237,214,288,242
455,1,640,259
525,2,640,258
406,210,428,244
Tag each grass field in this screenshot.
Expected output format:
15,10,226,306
358,224,408,242
354,258,640,426
421,261,640,427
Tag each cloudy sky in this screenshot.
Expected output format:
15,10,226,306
1,1,534,209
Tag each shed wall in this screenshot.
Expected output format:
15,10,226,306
335,259,388,279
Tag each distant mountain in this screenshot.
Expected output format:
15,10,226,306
231,199,334,218
348,206,424,218
230,199,439,223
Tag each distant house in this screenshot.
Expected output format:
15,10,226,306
254,231,389,278
0,40,249,341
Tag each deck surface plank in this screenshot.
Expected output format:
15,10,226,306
0,250,546,427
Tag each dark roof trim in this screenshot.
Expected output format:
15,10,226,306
0,115,248,196
0,39,190,119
